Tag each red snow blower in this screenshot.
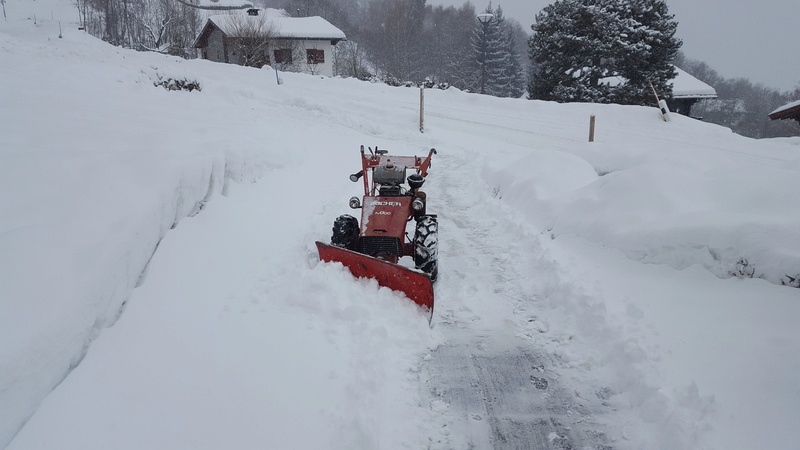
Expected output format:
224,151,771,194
316,145,438,316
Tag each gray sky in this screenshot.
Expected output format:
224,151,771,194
427,0,800,92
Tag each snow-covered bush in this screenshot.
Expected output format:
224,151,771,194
153,75,201,92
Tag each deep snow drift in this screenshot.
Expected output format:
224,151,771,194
2,1,800,449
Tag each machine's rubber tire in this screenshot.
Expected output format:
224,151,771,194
414,216,438,282
331,215,359,250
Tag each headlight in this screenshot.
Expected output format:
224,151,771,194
412,198,424,211
349,197,361,209
349,171,363,182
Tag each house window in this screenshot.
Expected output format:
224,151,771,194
306,49,325,64
273,49,292,64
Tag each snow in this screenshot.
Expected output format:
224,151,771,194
602,66,717,100
194,0,254,10
2,0,800,449
208,9,346,40
670,67,717,99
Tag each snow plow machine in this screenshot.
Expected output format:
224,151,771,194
316,146,438,318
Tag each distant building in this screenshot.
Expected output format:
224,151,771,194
193,8,346,77
768,100,800,125
666,67,718,117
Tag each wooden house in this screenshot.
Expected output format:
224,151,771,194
666,67,718,117
193,9,346,77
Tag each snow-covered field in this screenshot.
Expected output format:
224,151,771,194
2,1,800,449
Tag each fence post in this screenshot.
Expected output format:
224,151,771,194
589,115,596,142
419,86,425,133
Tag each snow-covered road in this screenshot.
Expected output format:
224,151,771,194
4,2,800,448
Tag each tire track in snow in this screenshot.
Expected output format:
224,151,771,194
425,150,614,450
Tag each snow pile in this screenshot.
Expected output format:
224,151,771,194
2,0,800,449
485,115,800,287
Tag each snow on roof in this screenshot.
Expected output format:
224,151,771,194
208,9,346,40
192,0,254,10
670,67,717,99
597,66,717,100
770,99,800,116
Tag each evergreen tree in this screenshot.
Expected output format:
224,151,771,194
469,4,524,97
528,0,681,105
611,0,682,104
498,7,526,98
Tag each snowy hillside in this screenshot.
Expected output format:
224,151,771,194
2,1,800,449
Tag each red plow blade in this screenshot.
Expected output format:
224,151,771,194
316,241,434,315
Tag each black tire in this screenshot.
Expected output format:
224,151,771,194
331,215,359,250
414,216,438,282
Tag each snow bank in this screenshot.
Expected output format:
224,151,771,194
485,109,800,286
0,13,277,445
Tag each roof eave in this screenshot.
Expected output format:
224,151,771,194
671,94,718,100
768,108,800,121
272,35,346,41
193,20,226,48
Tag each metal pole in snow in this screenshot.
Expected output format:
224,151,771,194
589,115,596,142
274,64,280,85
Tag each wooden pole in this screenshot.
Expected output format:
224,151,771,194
419,86,424,133
589,115,596,142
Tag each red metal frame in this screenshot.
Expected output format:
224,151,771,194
355,147,437,262
358,146,436,196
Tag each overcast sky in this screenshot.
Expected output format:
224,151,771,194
427,0,800,92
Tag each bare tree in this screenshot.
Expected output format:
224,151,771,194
136,0,175,52
362,0,426,81
74,0,200,57
333,40,370,79
221,12,276,67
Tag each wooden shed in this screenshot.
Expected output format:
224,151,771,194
768,100,800,125
666,67,718,117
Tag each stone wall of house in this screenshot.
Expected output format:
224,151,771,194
206,29,226,63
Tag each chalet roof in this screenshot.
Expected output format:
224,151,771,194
670,67,717,100
598,66,717,100
768,100,800,122
201,9,345,42
190,0,254,10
